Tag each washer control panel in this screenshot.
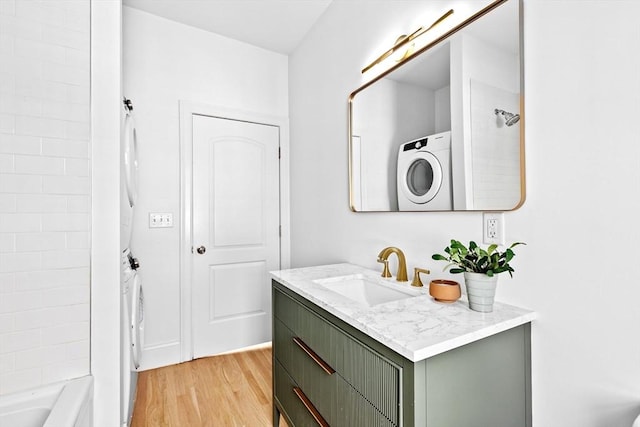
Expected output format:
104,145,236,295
403,137,429,152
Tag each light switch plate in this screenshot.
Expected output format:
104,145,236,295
149,212,173,228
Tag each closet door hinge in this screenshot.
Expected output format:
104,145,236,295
279,225,282,237
278,147,281,159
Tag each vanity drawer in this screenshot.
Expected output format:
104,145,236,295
274,348,397,427
274,286,401,426
274,317,336,418
274,360,326,427
274,287,331,362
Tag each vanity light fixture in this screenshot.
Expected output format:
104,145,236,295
495,108,521,127
361,8,454,74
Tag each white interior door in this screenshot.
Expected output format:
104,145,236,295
192,114,280,359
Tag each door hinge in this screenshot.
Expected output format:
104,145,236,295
278,147,281,159
279,225,282,237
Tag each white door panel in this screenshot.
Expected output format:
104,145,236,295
208,262,267,321
192,114,279,358
211,139,265,247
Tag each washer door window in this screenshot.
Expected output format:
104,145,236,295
402,152,443,204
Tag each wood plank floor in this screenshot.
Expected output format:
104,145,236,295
131,345,287,426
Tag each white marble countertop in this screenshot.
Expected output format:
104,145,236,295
271,263,536,362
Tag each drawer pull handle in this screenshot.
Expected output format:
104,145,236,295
293,337,336,375
293,386,330,427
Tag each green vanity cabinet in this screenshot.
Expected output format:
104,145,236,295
272,280,532,427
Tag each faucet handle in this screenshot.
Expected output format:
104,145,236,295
377,258,392,278
411,267,431,287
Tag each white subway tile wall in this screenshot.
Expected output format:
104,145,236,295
0,0,90,395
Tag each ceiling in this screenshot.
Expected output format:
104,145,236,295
122,0,333,54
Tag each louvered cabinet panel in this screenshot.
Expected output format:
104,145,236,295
333,375,397,427
330,326,400,425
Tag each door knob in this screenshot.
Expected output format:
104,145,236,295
196,246,206,254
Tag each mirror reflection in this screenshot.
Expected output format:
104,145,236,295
349,0,524,212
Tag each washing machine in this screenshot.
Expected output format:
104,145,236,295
120,98,142,426
397,131,452,211
121,249,144,426
120,100,138,253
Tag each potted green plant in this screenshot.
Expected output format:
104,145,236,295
432,240,525,312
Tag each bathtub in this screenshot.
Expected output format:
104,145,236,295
0,376,93,427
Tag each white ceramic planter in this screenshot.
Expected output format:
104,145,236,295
463,272,498,313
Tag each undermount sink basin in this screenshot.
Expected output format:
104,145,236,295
313,274,420,307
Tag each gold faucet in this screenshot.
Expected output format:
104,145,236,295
377,247,408,282
411,267,431,287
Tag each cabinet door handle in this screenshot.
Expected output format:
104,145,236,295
293,387,330,427
293,337,336,375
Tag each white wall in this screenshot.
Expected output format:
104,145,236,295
90,0,121,425
434,85,451,134
289,0,640,425
123,7,289,369
0,0,90,395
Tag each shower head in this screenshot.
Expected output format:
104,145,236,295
494,109,520,127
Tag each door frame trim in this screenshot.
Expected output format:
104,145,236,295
178,100,290,362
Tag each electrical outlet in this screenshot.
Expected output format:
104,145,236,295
149,212,173,228
483,212,505,245
487,219,498,239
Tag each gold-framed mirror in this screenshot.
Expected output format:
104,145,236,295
348,0,524,212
